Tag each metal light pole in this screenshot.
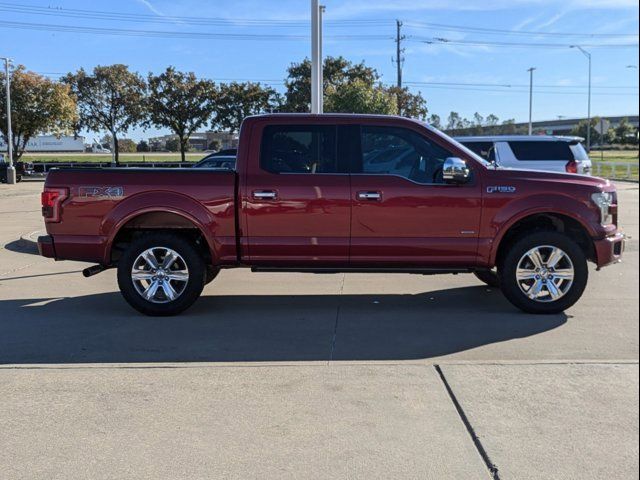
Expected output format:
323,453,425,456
311,0,325,114
571,45,592,152
527,67,536,135
1,57,16,184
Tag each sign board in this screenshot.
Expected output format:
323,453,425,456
595,119,611,135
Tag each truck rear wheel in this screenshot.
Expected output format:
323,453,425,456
117,233,206,316
498,231,588,314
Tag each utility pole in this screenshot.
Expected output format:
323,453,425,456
1,57,16,184
393,20,405,88
311,0,325,114
528,67,536,136
571,45,592,152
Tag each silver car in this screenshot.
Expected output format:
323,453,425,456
455,135,592,175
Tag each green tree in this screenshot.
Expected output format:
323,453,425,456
485,114,500,126
165,138,180,152
147,67,217,162
284,56,379,112
214,82,277,134
208,140,221,151
614,117,638,145
0,65,77,161
117,138,137,153
63,64,146,165
325,79,396,115
386,87,428,120
571,117,603,145
428,114,442,129
136,140,150,152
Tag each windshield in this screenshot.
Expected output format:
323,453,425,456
570,142,590,161
423,123,492,167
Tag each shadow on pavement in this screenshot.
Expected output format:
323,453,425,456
0,287,567,364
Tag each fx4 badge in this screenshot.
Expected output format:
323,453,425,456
487,186,516,194
79,186,125,198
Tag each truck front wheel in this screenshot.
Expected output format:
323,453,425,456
498,231,588,314
117,233,206,316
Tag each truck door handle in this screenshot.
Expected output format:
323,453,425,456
253,190,278,200
357,191,382,201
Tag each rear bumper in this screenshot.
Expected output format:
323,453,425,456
594,232,625,268
37,235,56,258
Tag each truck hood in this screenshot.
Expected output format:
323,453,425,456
489,166,614,192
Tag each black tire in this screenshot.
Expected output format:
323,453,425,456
499,231,588,314
16,175,22,183
117,233,206,316
474,269,501,288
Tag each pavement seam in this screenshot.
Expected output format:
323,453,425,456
435,364,501,480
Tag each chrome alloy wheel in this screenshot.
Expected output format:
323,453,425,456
516,245,575,303
131,247,189,304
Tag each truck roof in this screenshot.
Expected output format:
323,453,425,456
247,113,428,126
454,135,585,143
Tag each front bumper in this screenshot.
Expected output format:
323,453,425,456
594,232,625,269
37,235,56,258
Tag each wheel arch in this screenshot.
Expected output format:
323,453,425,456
491,211,596,269
102,192,220,265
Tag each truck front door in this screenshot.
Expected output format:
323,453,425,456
349,124,482,267
242,123,351,267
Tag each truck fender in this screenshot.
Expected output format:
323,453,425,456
487,193,598,266
101,191,220,265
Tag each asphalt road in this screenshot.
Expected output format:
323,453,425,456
0,180,638,479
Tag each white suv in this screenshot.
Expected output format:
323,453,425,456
455,135,592,175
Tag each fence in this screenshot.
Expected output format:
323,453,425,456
592,162,639,181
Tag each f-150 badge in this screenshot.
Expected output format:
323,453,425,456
487,186,516,194
79,186,124,198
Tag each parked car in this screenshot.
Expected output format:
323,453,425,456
38,114,624,316
455,135,592,175
0,154,33,183
193,155,236,170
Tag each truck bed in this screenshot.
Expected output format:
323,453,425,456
44,168,238,265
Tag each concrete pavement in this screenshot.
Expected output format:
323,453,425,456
0,180,638,479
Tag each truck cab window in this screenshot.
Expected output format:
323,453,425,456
359,126,454,184
261,125,337,174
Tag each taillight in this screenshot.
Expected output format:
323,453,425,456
41,187,68,223
565,161,578,174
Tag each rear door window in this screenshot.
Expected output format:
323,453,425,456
261,125,338,174
508,141,573,161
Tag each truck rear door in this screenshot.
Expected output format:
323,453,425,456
242,123,351,267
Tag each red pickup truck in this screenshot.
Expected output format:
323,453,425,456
38,114,624,316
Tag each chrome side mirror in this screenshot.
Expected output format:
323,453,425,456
443,157,470,183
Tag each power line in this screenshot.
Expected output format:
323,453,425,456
0,2,391,27
414,37,639,49
403,81,637,90
404,20,639,38
0,20,393,41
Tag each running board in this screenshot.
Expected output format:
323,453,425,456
250,267,472,275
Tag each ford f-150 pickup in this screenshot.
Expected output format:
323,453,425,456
38,114,625,316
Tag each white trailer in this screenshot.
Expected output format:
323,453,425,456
0,135,86,152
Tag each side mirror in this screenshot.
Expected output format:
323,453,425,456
443,157,470,184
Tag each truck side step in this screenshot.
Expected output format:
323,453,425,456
250,267,471,275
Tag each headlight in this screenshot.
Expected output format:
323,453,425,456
591,192,614,226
